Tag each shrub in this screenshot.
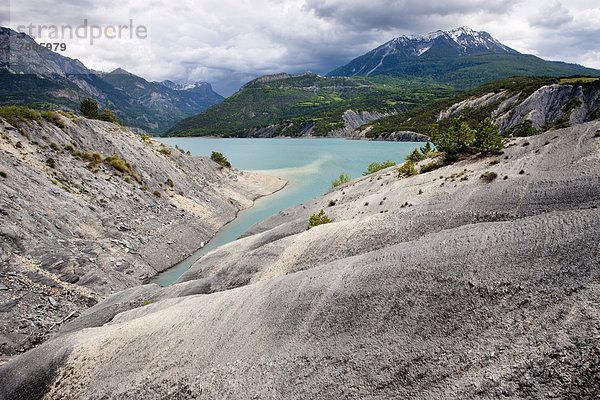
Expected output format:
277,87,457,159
49,142,60,151
64,144,74,152
15,141,22,148
328,199,336,207
73,152,102,169
331,173,350,188
419,162,442,174
210,151,231,168
46,157,56,168
363,160,396,175
105,154,140,183
0,105,41,127
165,178,174,187
307,209,331,229
80,97,99,119
0,170,7,178
98,108,118,123
397,161,417,177
480,171,498,182
153,190,161,197
595,130,600,137
41,111,65,128
158,148,171,155
406,147,425,162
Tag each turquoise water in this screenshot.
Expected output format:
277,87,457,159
151,138,422,286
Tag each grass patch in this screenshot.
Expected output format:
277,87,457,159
41,111,65,128
0,105,41,127
105,154,141,183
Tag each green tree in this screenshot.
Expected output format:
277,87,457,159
307,209,331,229
210,151,231,168
362,160,396,175
429,116,477,161
473,118,503,153
331,173,350,188
406,147,425,162
80,97,99,119
419,142,433,157
98,108,118,123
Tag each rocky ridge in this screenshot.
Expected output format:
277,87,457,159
0,120,598,398
0,113,285,362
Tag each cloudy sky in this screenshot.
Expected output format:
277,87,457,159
2,0,599,95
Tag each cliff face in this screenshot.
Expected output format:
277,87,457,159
1,120,598,399
0,113,284,360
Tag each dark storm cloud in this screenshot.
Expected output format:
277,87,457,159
1,0,599,96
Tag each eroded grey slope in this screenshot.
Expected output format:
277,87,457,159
0,122,598,399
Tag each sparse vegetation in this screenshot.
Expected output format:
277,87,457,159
406,147,426,162
98,108,118,124
480,171,498,182
0,170,7,178
73,151,102,169
46,157,56,168
41,111,65,128
105,154,141,183
15,141,23,148
158,148,171,155
419,162,442,174
0,105,41,127
328,199,336,207
397,161,417,177
49,142,60,151
165,178,174,187
153,190,161,197
307,209,332,229
331,173,350,188
363,160,396,175
210,151,231,168
428,116,503,162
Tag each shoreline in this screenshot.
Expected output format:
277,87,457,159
149,173,288,286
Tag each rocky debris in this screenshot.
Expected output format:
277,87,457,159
494,84,600,131
0,121,598,398
348,126,429,141
0,114,285,361
328,110,390,137
437,91,507,120
438,83,600,133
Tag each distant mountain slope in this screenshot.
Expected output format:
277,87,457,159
0,27,223,132
166,72,457,137
328,27,600,89
352,76,600,139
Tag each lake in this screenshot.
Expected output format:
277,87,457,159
151,138,423,285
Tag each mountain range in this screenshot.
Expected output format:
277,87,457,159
2,26,599,136
0,27,223,132
327,27,599,89
168,27,600,137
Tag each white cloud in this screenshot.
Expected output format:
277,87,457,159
2,0,599,95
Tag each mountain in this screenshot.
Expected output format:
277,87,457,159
0,27,223,132
328,27,600,89
352,76,600,139
166,72,457,137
